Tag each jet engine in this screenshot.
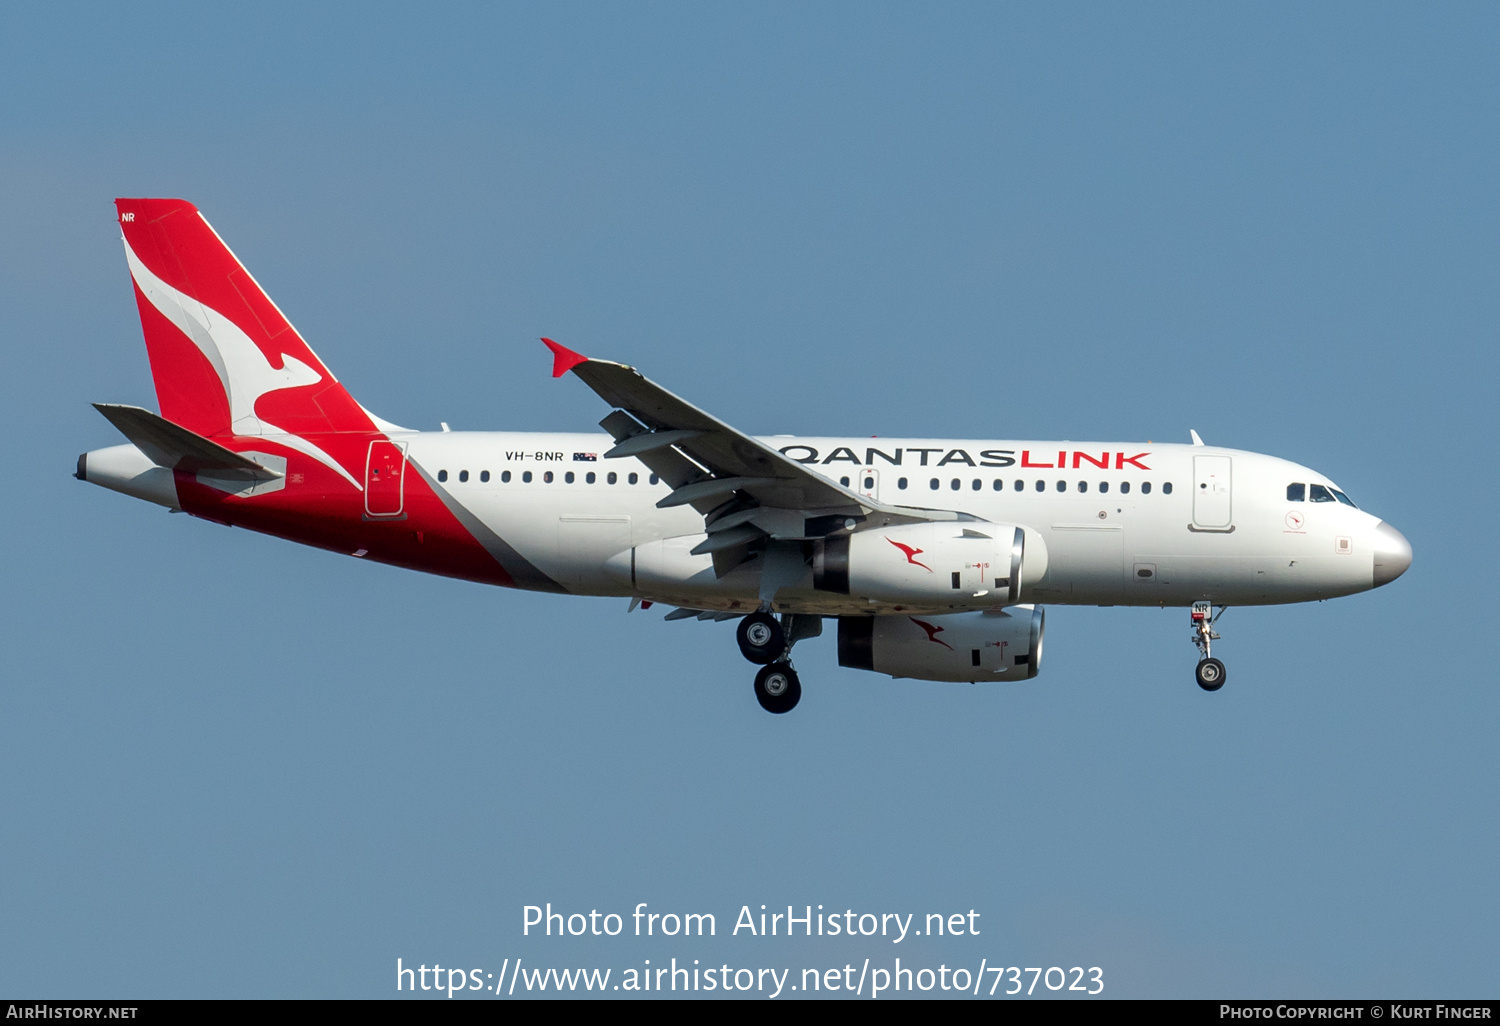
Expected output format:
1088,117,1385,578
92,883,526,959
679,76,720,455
813,522,1047,607
837,606,1045,683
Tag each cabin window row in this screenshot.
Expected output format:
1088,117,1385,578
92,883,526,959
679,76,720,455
437,469,661,485
839,475,1172,495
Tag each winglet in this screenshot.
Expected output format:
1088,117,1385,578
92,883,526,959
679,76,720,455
542,338,588,378
1190,429,1205,446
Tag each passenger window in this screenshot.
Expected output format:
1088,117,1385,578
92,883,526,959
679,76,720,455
1099,481,1109,493
840,476,850,487
523,471,533,483
586,471,596,484
544,471,554,483
607,471,617,484
1332,489,1357,508
565,471,575,484
993,479,1003,491
930,478,940,490
1309,484,1335,503
972,479,981,491
1141,482,1151,494
1287,483,1305,502
437,470,448,482
864,476,874,490
897,477,908,490
459,470,469,482
1014,480,1024,491
628,472,639,484
1035,480,1045,492
480,470,490,483
1120,481,1130,494
650,474,659,485
1163,482,1173,495
1077,481,1087,493
501,470,511,483
1056,480,1066,492
950,479,960,491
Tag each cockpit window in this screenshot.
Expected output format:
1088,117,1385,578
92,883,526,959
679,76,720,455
1331,488,1357,508
1309,484,1335,503
1286,483,1305,502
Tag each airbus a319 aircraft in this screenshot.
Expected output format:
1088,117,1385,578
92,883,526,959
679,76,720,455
79,199,1412,713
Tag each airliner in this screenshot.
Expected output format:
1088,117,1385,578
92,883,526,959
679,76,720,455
78,199,1412,713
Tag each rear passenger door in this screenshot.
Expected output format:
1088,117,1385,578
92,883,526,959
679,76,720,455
365,440,408,518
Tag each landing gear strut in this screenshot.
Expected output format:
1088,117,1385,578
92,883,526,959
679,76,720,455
1190,601,1227,691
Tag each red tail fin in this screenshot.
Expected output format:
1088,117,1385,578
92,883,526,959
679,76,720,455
115,198,374,439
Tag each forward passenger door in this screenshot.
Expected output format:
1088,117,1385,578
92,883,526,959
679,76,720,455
1192,455,1233,530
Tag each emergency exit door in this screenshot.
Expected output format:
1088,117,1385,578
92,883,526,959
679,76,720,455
1192,455,1232,529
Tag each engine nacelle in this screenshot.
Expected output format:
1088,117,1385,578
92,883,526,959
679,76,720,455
837,606,1045,682
814,522,1046,607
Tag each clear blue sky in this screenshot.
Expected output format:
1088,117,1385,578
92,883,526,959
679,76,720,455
1,1,1495,998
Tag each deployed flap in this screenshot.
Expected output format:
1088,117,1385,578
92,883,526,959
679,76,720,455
543,339,936,521
93,403,283,478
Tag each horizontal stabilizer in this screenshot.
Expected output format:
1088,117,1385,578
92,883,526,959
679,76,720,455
92,404,283,478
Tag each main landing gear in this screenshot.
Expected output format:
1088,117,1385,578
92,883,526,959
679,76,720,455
736,611,818,714
754,662,801,715
736,612,784,665
1190,601,1227,692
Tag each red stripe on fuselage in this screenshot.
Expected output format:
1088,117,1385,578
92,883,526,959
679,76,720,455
172,432,516,588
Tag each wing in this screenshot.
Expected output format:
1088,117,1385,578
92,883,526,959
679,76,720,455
543,339,954,573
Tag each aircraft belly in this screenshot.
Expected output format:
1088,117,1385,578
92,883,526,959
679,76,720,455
1034,524,1124,603
1114,551,1370,605
464,489,699,596
1125,556,1291,604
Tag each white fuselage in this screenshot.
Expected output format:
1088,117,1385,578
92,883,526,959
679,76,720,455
396,432,1387,613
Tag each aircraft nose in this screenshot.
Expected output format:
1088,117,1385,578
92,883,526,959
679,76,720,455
1372,521,1412,587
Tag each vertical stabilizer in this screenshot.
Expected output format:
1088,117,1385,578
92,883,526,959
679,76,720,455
114,198,375,441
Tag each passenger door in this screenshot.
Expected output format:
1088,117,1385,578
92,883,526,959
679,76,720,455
364,440,408,518
1192,455,1232,529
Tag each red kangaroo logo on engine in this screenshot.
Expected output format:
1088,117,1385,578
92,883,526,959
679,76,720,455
888,537,932,572
909,617,954,651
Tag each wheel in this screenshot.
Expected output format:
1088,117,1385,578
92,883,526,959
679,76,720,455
736,612,785,665
1196,657,1226,691
754,662,802,714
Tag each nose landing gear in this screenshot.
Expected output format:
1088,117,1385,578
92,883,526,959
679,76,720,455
1195,656,1226,691
1190,601,1227,692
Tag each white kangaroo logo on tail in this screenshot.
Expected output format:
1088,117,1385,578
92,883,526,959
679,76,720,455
123,237,363,490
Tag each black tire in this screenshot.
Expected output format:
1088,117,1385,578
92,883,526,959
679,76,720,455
754,662,802,714
736,612,785,665
1196,657,1226,691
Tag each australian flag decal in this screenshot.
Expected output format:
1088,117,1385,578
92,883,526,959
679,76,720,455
573,452,598,462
